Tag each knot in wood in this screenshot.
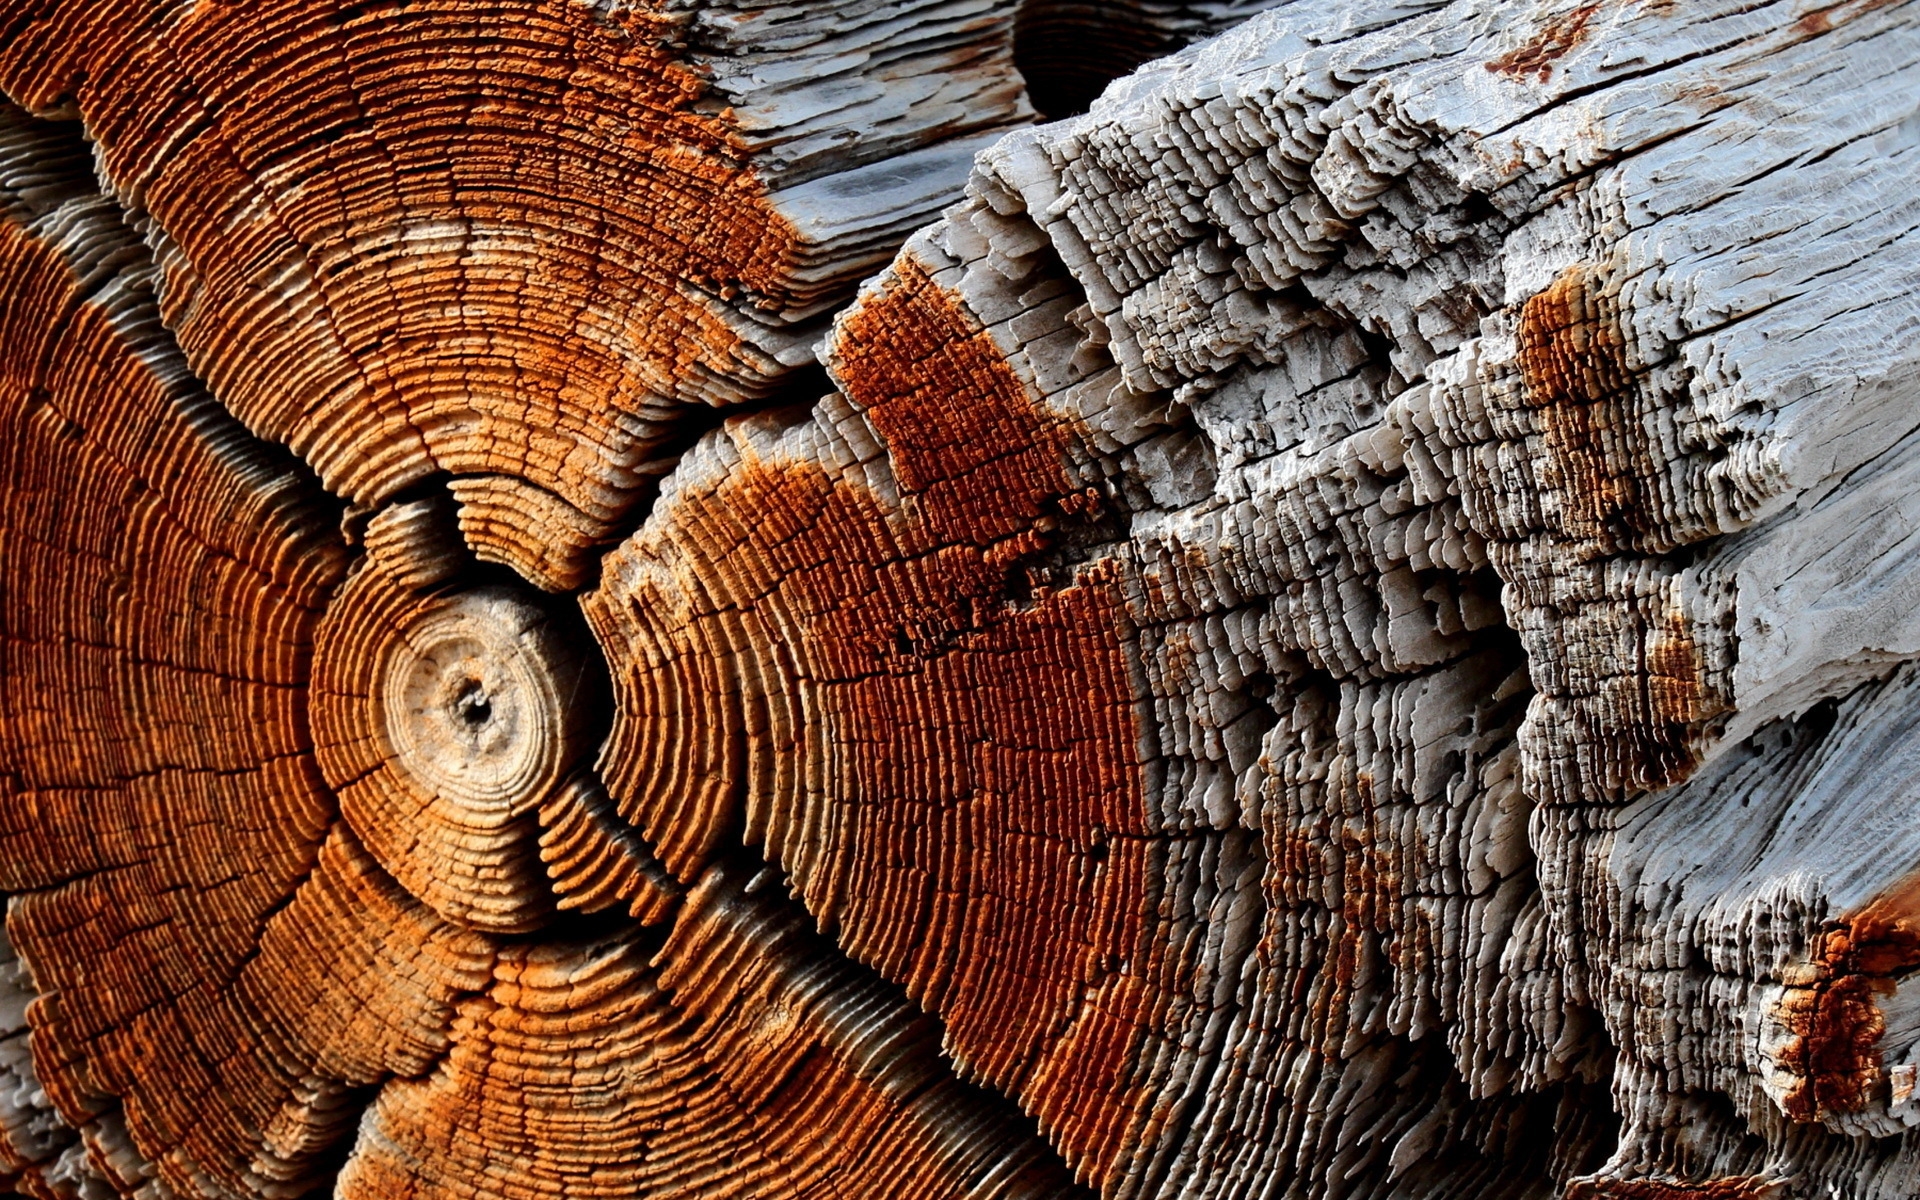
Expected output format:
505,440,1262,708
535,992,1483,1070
314,567,596,933
379,590,584,812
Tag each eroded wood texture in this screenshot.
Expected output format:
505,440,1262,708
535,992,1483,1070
592,0,1920,1197
2,0,1919,1199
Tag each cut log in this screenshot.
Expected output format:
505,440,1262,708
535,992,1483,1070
0,97,1085,1200
2,0,1920,1199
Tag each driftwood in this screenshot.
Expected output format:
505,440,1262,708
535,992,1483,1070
0,1,1917,1198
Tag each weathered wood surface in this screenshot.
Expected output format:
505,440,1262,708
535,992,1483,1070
1,1,1918,1199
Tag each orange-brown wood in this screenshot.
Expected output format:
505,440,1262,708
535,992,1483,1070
0,0,1026,590
340,867,1083,1200
588,252,1183,1186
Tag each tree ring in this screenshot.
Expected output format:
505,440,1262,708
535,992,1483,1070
379,590,583,812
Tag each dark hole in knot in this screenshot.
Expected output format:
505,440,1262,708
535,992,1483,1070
453,679,492,726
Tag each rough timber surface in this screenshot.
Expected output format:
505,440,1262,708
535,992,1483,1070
0,87,1084,1200
593,0,1920,1195
1,0,1919,1199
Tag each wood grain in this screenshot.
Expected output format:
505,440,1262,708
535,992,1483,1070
1,0,1918,1198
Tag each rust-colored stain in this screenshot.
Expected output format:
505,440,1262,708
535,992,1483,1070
1777,869,1920,1121
1792,0,1904,38
1519,266,1718,790
1670,81,1724,105
1517,266,1646,540
1567,1175,1786,1200
1486,2,1602,81
1329,810,1400,1002
1631,600,1708,789
834,254,1079,544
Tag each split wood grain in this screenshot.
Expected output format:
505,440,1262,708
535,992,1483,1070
0,0,1031,590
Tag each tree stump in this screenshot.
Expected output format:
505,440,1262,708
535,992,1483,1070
1,1,1918,1199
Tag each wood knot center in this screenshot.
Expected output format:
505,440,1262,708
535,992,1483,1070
312,562,609,933
453,679,493,726
378,588,586,812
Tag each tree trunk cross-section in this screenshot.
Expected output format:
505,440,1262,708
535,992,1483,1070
0,1,1917,1199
